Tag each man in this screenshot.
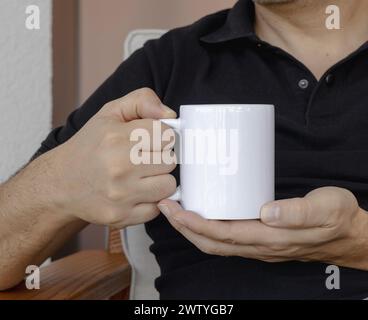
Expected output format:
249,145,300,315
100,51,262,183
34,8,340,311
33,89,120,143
0,0,367,299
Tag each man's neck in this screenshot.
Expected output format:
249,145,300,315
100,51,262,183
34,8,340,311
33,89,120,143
254,0,368,80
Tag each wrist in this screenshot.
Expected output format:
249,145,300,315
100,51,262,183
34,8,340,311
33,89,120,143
23,148,80,225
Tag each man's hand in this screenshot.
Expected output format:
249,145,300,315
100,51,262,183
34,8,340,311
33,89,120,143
158,187,368,270
0,87,177,290
50,88,178,229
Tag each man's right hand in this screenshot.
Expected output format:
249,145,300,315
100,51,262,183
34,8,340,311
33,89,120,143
48,88,177,229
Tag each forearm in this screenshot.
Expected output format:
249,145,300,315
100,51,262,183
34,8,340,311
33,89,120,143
0,151,87,290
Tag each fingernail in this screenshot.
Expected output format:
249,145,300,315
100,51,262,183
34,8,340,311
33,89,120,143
261,205,280,223
158,204,171,217
161,104,177,117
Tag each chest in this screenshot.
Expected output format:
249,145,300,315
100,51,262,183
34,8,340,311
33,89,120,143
164,47,368,152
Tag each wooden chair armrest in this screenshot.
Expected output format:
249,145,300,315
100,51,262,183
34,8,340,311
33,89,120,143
0,250,131,300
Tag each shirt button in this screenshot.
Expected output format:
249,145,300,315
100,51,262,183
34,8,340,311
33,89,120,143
298,79,309,89
325,74,335,85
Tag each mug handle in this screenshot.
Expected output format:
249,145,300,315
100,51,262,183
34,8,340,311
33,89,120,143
160,118,182,202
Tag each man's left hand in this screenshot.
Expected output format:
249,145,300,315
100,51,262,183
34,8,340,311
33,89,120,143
158,187,368,270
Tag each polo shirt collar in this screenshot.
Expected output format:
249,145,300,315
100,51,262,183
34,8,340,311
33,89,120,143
200,0,256,43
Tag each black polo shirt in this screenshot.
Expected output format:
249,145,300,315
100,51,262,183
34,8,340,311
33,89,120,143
34,0,368,299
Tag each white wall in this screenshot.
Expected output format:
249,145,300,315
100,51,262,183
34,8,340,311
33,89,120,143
0,0,52,182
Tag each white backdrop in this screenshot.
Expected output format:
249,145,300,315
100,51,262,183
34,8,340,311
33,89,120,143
0,0,52,182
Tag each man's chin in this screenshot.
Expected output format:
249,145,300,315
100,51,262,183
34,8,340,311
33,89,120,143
252,0,295,4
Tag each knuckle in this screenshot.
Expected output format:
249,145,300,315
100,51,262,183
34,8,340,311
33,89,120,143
107,165,125,180
223,237,236,245
269,243,288,252
221,224,236,244
152,175,177,199
164,174,177,194
293,216,306,228
100,154,130,181
194,228,204,237
142,206,160,221
102,100,115,111
104,178,130,202
266,237,293,253
102,206,122,225
105,185,123,202
283,246,301,258
163,160,178,173
110,222,126,230
150,181,164,198
290,198,309,227
135,87,156,100
138,87,155,95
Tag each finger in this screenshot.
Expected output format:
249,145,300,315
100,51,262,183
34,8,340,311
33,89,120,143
116,203,160,228
99,87,176,121
100,144,176,178
158,200,270,244
260,198,316,229
157,199,184,215
163,215,309,262
260,187,358,229
134,151,177,178
127,119,176,151
137,174,177,203
161,210,276,259
162,210,245,257
158,200,329,246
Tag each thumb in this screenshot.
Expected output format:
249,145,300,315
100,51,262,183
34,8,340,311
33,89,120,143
157,199,184,219
260,187,357,229
99,87,176,122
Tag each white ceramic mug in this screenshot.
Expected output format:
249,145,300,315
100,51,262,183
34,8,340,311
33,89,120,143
161,104,274,220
